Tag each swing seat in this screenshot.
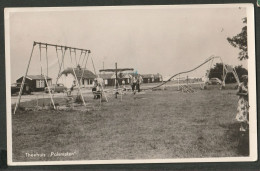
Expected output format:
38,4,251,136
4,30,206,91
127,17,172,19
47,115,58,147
113,88,123,95
65,96,74,108
93,91,102,99
65,89,73,96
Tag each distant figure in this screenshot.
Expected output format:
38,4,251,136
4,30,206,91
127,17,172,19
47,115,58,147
131,76,137,93
122,79,126,91
201,72,209,89
92,79,98,98
92,79,102,99
236,75,249,132
136,75,143,92
236,75,249,155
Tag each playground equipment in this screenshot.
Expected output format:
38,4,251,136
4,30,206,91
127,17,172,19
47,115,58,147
222,64,240,87
92,77,108,105
202,56,240,89
99,63,134,99
13,41,93,114
176,74,198,93
143,55,240,91
180,85,195,93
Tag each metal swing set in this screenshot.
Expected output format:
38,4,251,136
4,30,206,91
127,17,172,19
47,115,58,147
13,41,95,114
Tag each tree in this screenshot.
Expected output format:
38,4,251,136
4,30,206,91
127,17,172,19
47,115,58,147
208,63,248,83
208,63,223,80
234,65,248,81
227,17,248,60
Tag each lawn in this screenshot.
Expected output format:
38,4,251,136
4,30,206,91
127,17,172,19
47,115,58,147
12,85,247,162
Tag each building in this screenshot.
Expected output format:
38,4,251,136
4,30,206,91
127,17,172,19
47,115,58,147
112,73,132,85
16,75,52,92
98,73,114,86
121,73,132,85
142,74,155,83
60,67,96,87
154,73,163,82
98,73,132,86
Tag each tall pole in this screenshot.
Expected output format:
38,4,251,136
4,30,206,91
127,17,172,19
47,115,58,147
178,74,180,91
115,62,118,98
45,44,48,77
14,42,36,114
44,75,56,109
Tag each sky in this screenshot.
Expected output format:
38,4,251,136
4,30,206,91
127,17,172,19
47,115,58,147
7,5,248,83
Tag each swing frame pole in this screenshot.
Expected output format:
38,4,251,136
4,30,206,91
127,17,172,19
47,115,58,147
75,51,89,96
45,44,48,77
14,42,36,114
80,51,90,83
34,42,90,53
68,47,86,107
55,47,67,85
39,44,56,109
233,68,240,84
44,75,56,109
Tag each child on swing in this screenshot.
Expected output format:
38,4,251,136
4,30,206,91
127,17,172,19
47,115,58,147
92,78,102,99
67,80,76,96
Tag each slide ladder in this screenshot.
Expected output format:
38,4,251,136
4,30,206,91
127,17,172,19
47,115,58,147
180,84,195,93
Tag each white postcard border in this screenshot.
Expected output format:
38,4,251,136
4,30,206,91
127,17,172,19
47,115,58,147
5,4,257,166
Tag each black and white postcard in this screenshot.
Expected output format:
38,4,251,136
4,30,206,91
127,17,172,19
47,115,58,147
5,4,257,165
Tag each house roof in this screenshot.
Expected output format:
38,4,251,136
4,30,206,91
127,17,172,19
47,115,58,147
99,73,132,79
122,73,132,78
154,73,163,78
25,75,52,80
99,68,134,72
98,73,114,79
60,67,96,79
141,74,154,78
129,73,141,77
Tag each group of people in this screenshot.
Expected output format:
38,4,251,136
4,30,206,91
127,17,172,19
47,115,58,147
91,74,143,99
235,75,249,155
236,75,249,132
129,75,143,94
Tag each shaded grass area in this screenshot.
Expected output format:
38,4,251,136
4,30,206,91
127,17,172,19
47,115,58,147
12,87,246,161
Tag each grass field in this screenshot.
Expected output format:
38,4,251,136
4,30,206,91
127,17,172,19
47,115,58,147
12,84,248,162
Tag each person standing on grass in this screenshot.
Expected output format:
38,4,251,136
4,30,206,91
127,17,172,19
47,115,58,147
131,75,137,93
136,75,143,92
92,79,98,99
236,75,249,132
122,79,126,91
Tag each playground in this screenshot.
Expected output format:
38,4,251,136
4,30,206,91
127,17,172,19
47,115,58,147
9,41,249,162
12,83,247,162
